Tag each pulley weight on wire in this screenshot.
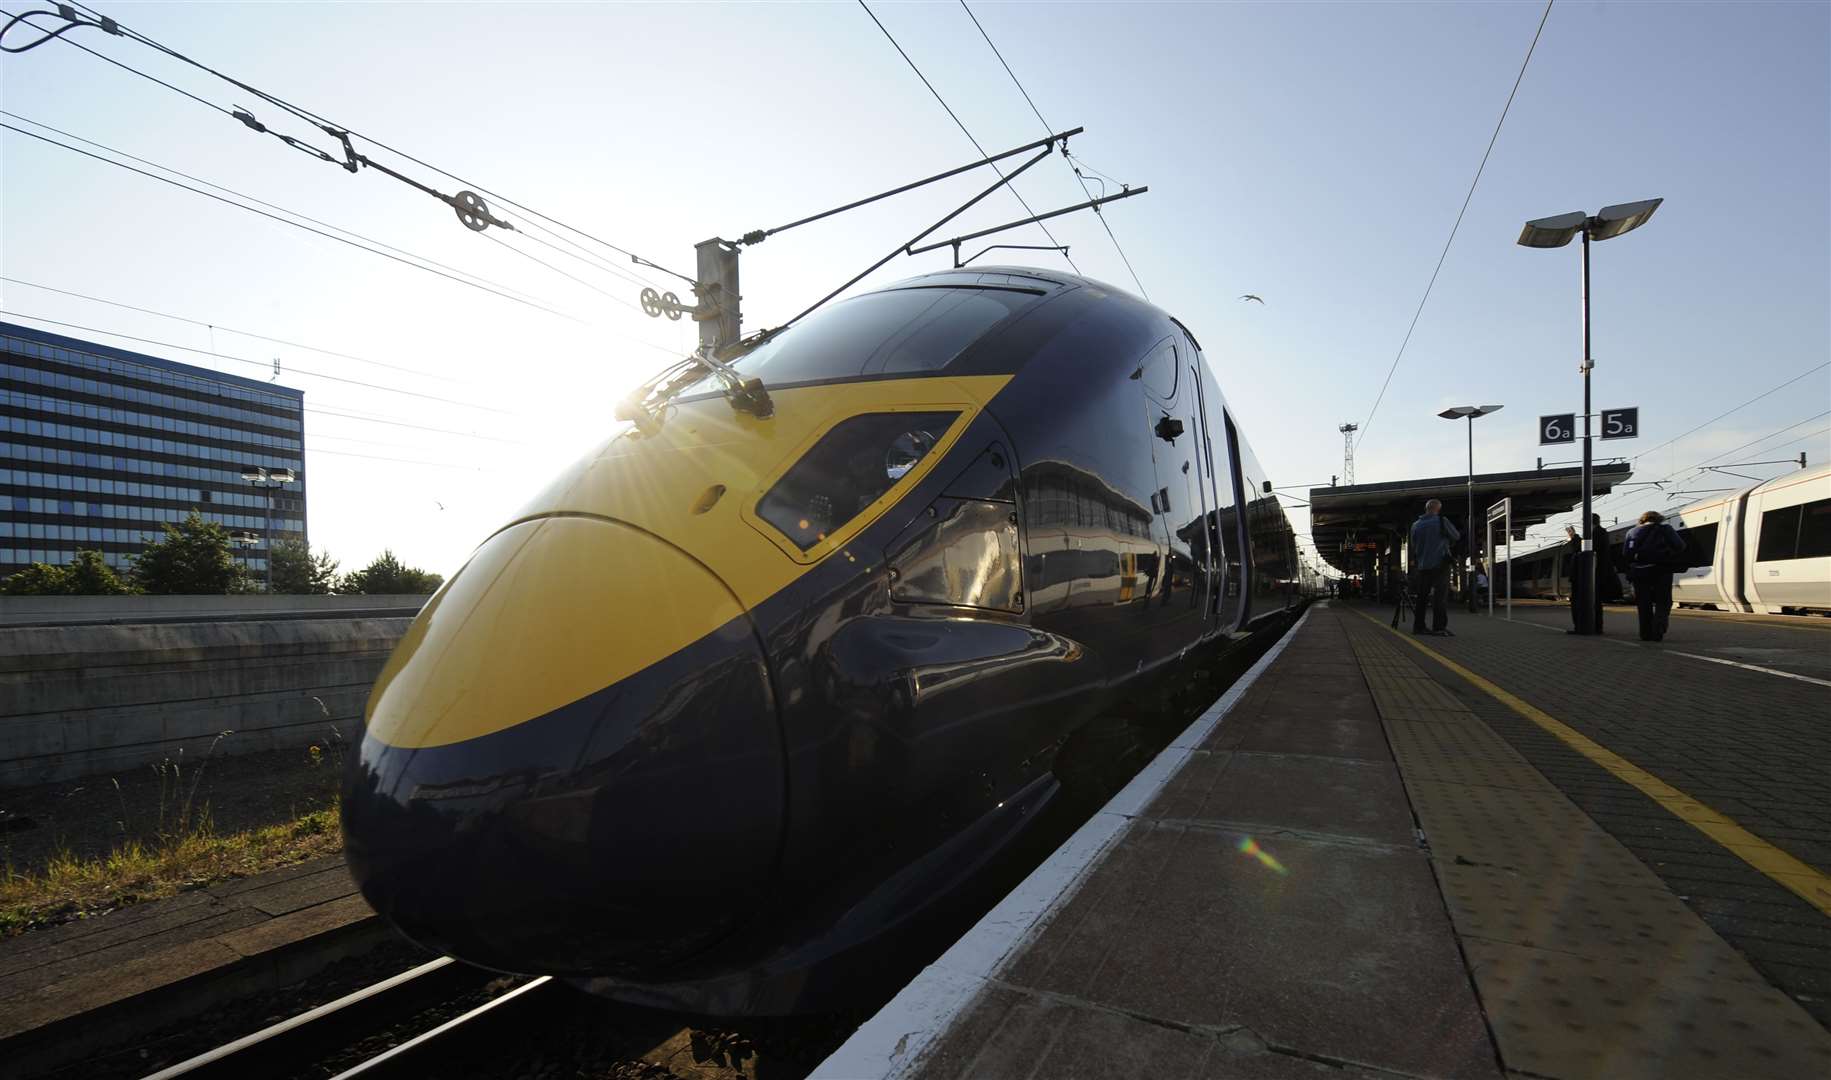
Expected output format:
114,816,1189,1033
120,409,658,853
639,287,686,321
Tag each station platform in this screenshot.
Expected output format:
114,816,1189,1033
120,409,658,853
819,602,1831,1080
0,854,380,1076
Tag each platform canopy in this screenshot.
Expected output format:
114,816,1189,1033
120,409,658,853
1308,462,1632,575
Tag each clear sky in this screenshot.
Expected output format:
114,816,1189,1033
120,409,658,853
3,1,1827,577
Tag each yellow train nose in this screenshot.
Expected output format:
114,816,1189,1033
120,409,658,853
343,514,784,975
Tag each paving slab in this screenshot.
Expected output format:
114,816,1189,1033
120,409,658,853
824,606,1502,1080
825,603,1831,1080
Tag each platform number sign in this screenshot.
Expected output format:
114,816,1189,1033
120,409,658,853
1539,413,1576,445
1601,407,1640,441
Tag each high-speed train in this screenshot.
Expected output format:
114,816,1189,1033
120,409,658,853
342,268,1303,1014
1492,462,1830,614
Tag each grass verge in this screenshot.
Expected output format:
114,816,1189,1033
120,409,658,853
0,806,343,939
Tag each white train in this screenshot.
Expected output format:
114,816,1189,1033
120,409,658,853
1491,463,1830,615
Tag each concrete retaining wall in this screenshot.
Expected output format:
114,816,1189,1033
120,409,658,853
0,594,429,627
0,616,412,787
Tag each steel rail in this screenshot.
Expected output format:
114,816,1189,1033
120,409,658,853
326,976,558,1079
139,957,493,1080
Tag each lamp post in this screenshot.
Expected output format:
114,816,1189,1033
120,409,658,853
1517,198,1661,635
230,529,258,578
1437,404,1503,610
239,466,296,593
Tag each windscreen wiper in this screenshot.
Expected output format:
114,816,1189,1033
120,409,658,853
615,348,772,431
689,347,773,419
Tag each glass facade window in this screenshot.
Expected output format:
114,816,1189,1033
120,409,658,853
0,323,307,580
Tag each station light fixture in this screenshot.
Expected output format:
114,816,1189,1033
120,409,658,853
1439,404,1504,612
1517,196,1663,634
239,466,297,592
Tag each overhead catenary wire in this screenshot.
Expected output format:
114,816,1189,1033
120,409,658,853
1595,412,1830,509
305,403,525,444
1626,361,1830,465
479,232,672,335
1546,412,1831,533
0,4,109,53
0,310,520,415
3,111,567,315
1353,0,1554,452
857,0,1081,275
304,445,492,471
5,113,686,359
44,2,688,285
958,0,1147,298
1,277,472,385
1,119,582,322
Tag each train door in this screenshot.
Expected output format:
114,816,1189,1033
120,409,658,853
1137,339,1206,640
1671,497,1733,610
1221,411,1253,627
1187,342,1241,633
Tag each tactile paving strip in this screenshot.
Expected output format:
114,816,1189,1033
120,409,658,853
1406,779,1668,889
1465,938,1831,1080
1362,669,1466,717
1335,612,1831,1075
1385,719,1556,791
1437,861,1728,959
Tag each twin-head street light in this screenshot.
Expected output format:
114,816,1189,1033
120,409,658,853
240,466,296,592
230,529,259,574
1517,198,1662,635
1437,404,1503,610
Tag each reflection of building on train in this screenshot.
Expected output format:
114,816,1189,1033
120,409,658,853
1492,463,1830,614
343,268,1312,1016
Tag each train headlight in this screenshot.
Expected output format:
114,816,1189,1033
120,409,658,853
757,411,960,551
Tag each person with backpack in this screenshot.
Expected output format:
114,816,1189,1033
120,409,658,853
1407,498,1460,636
1622,509,1687,641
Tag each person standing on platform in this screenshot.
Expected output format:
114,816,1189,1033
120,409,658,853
1408,499,1460,636
1564,513,1612,634
1622,510,1686,641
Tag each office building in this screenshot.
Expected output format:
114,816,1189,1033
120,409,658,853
0,321,306,582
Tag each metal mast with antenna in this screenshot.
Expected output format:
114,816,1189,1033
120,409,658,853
1339,423,1359,485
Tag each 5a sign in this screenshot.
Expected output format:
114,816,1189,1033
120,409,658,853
1601,407,1640,440
1539,413,1576,445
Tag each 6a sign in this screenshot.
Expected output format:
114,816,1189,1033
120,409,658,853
1601,407,1640,440
1539,413,1576,445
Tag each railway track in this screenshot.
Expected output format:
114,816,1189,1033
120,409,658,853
133,954,850,1080
139,956,550,1080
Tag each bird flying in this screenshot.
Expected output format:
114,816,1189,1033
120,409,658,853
1239,294,1264,304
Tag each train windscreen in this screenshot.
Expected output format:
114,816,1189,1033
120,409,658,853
731,286,1044,385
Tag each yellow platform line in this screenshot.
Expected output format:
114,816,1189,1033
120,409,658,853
1348,607,1831,917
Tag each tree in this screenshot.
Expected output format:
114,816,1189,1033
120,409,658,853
64,549,137,595
342,549,443,595
1,550,137,595
271,538,340,594
132,512,249,595
1,561,75,596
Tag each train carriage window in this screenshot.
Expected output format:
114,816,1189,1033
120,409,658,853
1676,522,1718,568
1756,505,1802,562
1796,498,1831,559
1135,341,1178,401
729,287,1042,386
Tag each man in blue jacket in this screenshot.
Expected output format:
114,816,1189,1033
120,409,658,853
1408,499,1461,636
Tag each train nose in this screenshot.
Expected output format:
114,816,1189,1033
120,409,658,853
342,515,783,977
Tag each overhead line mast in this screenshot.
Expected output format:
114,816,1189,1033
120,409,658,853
631,128,1148,362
